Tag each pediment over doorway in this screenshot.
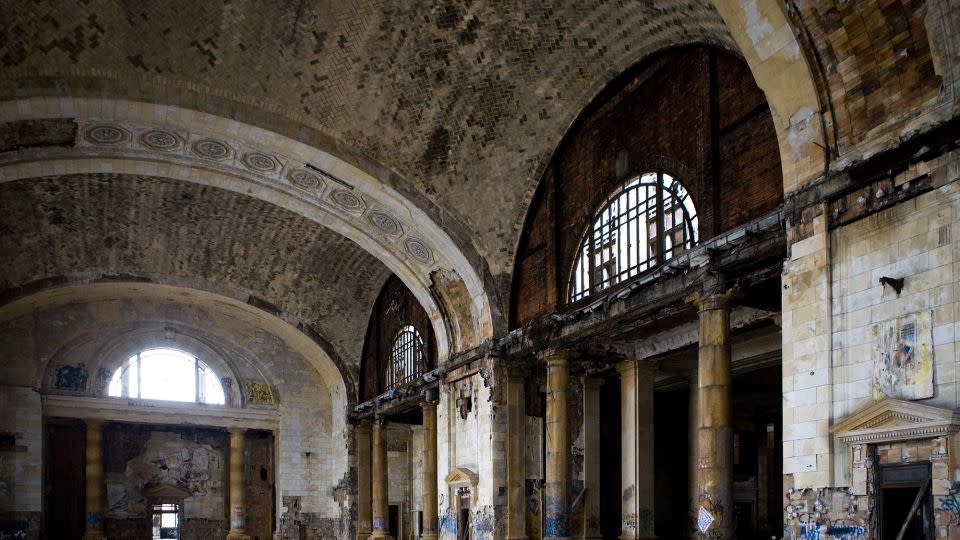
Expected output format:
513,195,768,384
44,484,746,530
445,467,478,488
831,399,960,445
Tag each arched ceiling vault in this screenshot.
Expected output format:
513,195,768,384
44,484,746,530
0,173,391,382
3,0,949,370
0,0,739,295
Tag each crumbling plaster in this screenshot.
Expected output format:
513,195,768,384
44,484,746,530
0,282,354,525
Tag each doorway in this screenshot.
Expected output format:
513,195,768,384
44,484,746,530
151,502,181,539
457,489,471,540
879,463,934,539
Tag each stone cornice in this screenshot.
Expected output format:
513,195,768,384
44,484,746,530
42,394,281,431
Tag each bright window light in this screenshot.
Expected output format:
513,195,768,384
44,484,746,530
108,348,225,405
569,172,698,302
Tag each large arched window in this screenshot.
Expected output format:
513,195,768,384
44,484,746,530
569,172,698,302
107,348,226,405
388,325,426,389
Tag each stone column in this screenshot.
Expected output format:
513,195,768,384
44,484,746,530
691,293,735,539
83,419,106,540
543,349,571,540
422,395,439,540
616,359,655,540
581,377,603,540
227,428,250,540
506,368,527,540
370,417,393,540
357,422,373,540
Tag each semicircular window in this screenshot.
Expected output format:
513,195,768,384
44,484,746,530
569,172,698,302
389,325,426,389
107,348,226,405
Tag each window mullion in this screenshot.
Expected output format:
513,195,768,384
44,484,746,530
656,173,665,264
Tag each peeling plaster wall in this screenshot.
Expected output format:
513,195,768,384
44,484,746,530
437,364,507,540
782,150,960,535
0,288,352,537
101,425,228,539
0,386,41,540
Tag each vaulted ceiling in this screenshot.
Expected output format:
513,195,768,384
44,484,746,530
0,0,953,381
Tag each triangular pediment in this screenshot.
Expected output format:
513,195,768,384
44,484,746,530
444,467,478,487
831,399,960,445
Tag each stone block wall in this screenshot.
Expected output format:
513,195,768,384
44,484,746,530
782,144,960,536
0,386,41,540
437,363,507,540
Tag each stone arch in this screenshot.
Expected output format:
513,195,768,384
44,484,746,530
709,0,829,192
0,97,494,360
0,280,349,415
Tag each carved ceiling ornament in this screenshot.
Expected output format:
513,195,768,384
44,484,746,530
831,398,960,445
67,119,440,268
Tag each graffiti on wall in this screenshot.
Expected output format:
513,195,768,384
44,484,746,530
54,363,87,391
937,494,960,533
784,488,868,540
544,495,568,538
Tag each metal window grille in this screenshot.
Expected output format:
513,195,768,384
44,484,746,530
389,325,426,389
569,172,698,302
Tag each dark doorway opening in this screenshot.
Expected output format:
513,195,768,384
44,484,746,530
388,505,399,540
599,375,622,540
880,463,934,539
457,490,471,540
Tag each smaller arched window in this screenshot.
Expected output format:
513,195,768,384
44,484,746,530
107,348,226,405
569,172,698,302
389,325,426,389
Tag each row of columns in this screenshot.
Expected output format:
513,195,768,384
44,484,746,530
533,292,735,540
356,398,440,540
356,292,734,540
79,293,733,540
80,421,251,540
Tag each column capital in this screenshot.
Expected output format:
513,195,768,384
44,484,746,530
582,376,604,391
422,387,439,405
684,288,741,312
540,347,577,366
615,358,655,377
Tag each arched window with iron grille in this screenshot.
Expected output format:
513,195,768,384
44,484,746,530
388,325,426,389
569,172,698,302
